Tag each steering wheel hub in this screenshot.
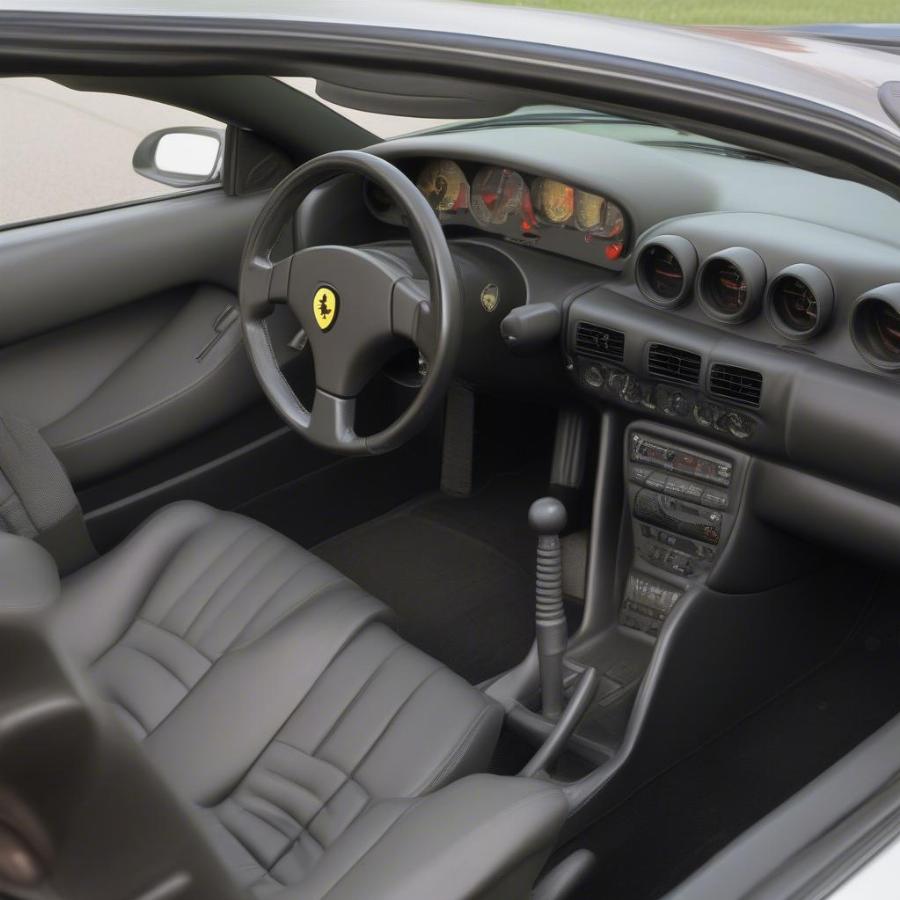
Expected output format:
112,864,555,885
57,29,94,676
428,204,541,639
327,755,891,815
284,245,406,398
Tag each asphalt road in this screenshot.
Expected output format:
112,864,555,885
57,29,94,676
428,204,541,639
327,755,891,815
0,76,448,228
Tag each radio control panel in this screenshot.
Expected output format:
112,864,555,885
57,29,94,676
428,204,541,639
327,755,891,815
630,433,733,486
621,425,748,637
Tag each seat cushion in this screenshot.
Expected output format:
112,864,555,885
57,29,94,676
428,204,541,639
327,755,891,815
278,775,569,900
200,623,503,895
46,501,504,894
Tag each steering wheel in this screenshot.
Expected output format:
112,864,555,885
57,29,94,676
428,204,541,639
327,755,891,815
238,150,462,455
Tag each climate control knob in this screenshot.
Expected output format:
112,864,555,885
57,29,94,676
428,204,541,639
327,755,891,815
724,411,753,439
619,375,643,404
663,390,691,417
693,402,715,428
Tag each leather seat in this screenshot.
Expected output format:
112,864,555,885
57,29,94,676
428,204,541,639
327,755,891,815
39,501,504,895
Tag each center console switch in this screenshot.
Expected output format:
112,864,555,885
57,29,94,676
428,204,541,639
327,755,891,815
622,424,749,636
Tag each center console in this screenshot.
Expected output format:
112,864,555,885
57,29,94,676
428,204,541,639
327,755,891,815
621,425,747,636
488,406,849,843
496,417,753,772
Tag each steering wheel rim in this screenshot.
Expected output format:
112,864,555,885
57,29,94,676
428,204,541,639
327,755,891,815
238,149,461,455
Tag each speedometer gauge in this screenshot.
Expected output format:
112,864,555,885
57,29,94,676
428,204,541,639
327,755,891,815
416,159,469,215
532,178,574,225
470,167,525,226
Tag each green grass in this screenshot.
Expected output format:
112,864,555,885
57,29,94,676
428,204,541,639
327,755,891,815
472,0,899,25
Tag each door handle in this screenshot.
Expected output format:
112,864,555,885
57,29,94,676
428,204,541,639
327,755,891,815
196,305,239,361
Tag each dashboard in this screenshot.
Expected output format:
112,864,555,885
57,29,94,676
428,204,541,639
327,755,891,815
365,157,629,268
362,142,900,386
312,123,900,511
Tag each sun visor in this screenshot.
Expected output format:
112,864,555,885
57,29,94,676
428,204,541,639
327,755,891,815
313,67,528,118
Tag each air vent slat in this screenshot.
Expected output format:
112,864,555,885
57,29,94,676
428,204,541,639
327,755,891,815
647,344,701,385
709,363,763,407
575,322,625,363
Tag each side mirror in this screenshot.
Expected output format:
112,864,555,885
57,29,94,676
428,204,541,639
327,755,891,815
133,126,225,188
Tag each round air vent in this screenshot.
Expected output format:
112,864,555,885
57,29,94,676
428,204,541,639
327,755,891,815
635,235,697,309
766,264,833,340
851,284,900,371
698,248,766,324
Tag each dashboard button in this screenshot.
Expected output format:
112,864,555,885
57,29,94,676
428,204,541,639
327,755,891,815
664,478,690,498
701,489,729,510
683,482,704,502
630,466,652,485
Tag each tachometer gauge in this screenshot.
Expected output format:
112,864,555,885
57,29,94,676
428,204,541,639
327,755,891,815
575,190,625,238
470,167,525,226
531,178,574,225
416,159,469,215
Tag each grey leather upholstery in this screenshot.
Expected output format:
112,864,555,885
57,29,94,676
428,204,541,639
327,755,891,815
0,532,60,612
286,774,569,900
0,410,95,573
42,501,506,895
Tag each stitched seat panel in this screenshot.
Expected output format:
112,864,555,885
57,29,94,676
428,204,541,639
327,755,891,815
87,511,358,740
52,502,503,897
199,624,501,893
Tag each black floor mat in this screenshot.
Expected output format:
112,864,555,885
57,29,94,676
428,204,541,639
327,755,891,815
314,469,549,683
565,592,900,899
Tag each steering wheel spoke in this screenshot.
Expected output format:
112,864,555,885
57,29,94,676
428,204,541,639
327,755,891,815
242,254,294,318
308,390,358,449
392,277,437,360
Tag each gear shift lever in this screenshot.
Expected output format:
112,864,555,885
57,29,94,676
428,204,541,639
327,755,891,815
528,497,568,719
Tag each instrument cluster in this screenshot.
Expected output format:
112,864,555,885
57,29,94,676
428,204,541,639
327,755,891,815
366,157,629,269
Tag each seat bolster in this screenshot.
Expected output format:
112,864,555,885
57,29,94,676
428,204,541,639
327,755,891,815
51,501,219,667
143,585,389,805
0,532,59,612
284,775,569,900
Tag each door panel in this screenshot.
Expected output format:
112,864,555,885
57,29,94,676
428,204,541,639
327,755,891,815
0,189,261,342
0,288,185,430
42,284,256,483
0,189,293,485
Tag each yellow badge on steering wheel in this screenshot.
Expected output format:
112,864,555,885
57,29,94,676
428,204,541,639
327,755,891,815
313,286,339,332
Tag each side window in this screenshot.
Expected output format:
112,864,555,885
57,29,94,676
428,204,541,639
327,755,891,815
0,77,225,229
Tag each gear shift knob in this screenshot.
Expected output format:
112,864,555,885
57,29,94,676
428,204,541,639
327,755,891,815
528,497,567,536
529,497,568,719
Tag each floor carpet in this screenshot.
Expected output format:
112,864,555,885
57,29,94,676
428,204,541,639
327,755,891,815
314,468,553,683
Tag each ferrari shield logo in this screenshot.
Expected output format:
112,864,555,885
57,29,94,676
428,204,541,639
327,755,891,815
313,286,339,331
